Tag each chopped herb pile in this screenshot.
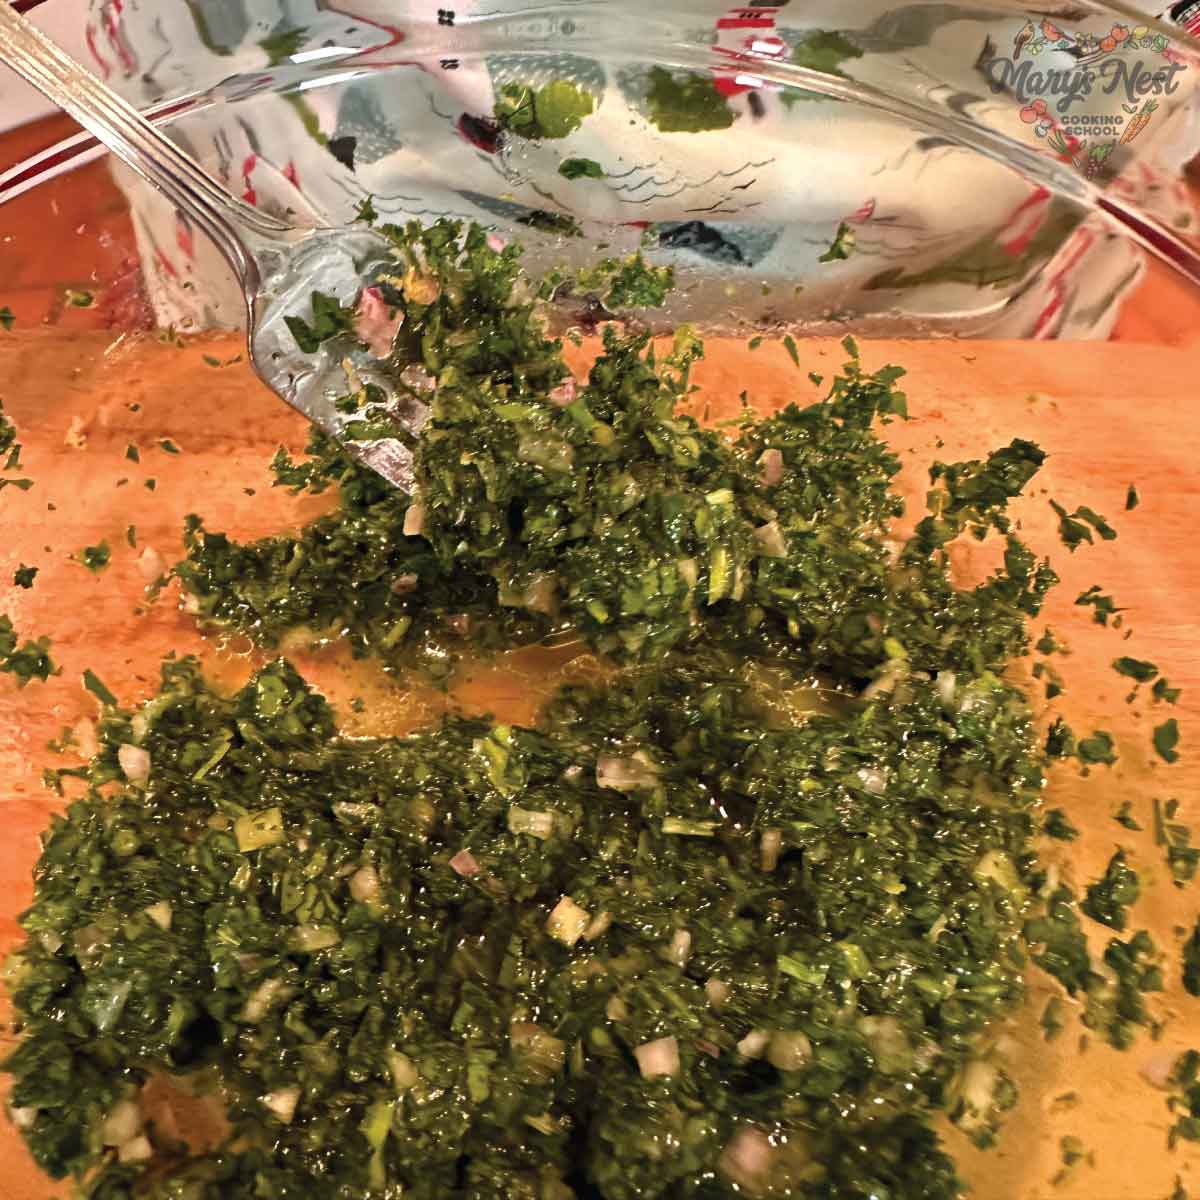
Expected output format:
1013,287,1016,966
2,219,1191,1198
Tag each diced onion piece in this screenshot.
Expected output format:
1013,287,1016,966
582,910,612,941
403,498,426,538
38,931,62,955
662,817,718,837
856,767,887,796
118,743,151,786
635,1036,680,1079
9,1106,36,1130
389,1050,419,1092
261,1086,301,1124
510,1022,566,1073
677,558,698,589
767,1031,812,1071
390,573,419,595
737,1030,770,1060
668,929,692,968
486,232,508,253
292,925,339,952
547,895,590,946
549,376,577,406
720,1126,775,1195
101,1099,142,1146
596,752,660,793
526,574,561,615
65,415,88,448
402,267,441,306
753,521,788,559
144,901,172,931
137,545,165,583
353,286,405,359
118,1135,153,1164
524,1111,557,1135
759,448,785,486
861,666,904,701
705,978,731,1010
240,978,295,1023
350,864,382,906
760,829,783,872
404,797,435,834
605,995,628,1021
73,717,99,759
449,849,480,878
508,806,556,840
864,1017,907,1075
92,980,131,1033
1140,1050,1178,1091
936,670,957,705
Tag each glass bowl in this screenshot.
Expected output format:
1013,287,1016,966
2,3,1200,1199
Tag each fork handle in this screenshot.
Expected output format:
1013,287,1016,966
0,1,286,289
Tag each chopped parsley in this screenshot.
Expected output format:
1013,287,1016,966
643,67,734,133
64,288,94,308
125,443,140,463
1167,1051,1200,1147
1154,718,1181,763
818,221,856,263
1044,808,1079,840
1154,677,1182,705
494,79,595,139
1081,849,1140,931
558,157,604,180
1125,483,1139,511
1050,500,1117,551
1154,798,1198,887
0,614,57,686
1026,885,1091,995
1076,729,1117,766
1075,585,1122,626
792,29,864,78
157,437,181,455
1045,717,1077,759
81,667,118,707
283,290,355,355
575,253,675,308
1041,996,1066,1041
1184,920,1200,997
78,540,111,573
1083,930,1162,1050
0,304,13,331
1114,801,1142,831
13,564,37,588
1113,656,1157,683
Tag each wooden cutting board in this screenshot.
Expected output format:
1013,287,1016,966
0,328,1199,1199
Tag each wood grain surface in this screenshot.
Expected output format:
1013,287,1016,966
0,328,1198,1197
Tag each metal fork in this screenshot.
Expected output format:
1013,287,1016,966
0,1,421,488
